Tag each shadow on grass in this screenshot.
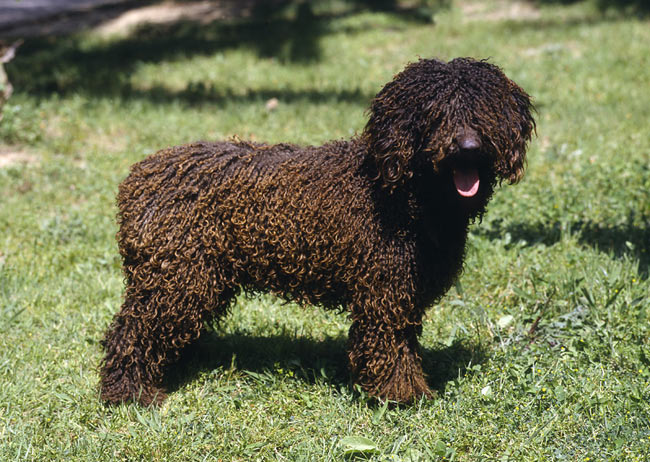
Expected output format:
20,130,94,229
166,330,486,399
5,1,446,102
577,222,650,279
123,84,373,107
494,0,649,35
422,338,487,393
476,218,650,277
530,0,650,17
167,331,351,392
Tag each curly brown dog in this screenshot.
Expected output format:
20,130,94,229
100,58,535,406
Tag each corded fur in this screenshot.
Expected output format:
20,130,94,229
100,57,535,406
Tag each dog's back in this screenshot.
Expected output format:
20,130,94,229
116,140,375,310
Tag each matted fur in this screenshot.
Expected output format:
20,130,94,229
100,58,535,406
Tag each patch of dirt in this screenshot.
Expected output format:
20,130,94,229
523,41,583,58
95,1,250,36
459,0,540,22
89,128,129,153
1,0,265,38
0,146,38,168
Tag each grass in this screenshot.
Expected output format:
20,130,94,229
1,0,649,460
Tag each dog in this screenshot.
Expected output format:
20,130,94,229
100,57,535,405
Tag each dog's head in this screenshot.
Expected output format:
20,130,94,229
362,58,535,199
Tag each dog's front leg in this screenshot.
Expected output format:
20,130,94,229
347,315,432,403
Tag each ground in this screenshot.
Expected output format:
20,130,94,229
0,1,648,460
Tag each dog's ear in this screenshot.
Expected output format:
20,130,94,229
362,65,430,191
500,80,536,184
450,58,536,185
460,59,536,185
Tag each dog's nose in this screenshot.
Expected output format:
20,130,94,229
457,129,481,151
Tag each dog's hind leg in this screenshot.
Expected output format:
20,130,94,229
100,261,236,406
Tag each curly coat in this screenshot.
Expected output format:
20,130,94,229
100,58,535,405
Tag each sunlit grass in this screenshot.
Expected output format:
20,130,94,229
1,1,648,460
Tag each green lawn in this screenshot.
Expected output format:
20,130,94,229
1,0,649,460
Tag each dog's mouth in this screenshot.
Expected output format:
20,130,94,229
453,168,480,197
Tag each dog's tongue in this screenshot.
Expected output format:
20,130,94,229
453,168,480,197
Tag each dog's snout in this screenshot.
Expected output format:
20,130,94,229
459,136,480,151
456,129,481,151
